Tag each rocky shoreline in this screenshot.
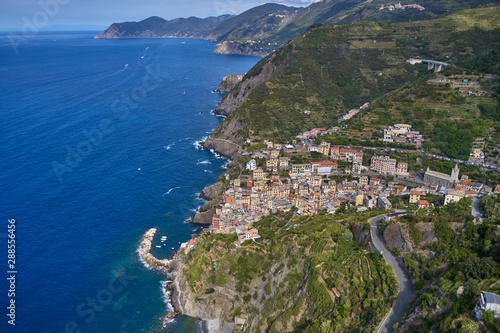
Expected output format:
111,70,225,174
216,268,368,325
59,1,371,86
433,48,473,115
137,228,231,332
137,228,171,272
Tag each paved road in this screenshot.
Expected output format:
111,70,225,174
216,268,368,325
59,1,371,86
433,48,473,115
370,215,415,333
471,197,483,223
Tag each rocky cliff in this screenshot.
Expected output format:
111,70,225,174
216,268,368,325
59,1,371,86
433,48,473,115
199,181,223,201
213,41,268,57
217,74,243,93
213,61,277,117
200,136,241,158
383,223,413,255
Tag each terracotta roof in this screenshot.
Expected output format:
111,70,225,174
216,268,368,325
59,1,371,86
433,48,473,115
410,191,421,195
418,200,429,205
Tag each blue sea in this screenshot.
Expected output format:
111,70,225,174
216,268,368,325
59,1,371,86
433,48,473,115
0,31,258,332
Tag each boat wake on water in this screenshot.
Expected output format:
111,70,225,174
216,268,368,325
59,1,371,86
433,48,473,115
164,142,175,150
163,187,181,196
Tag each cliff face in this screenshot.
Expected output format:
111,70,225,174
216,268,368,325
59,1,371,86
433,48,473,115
200,137,241,158
217,74,243,93
199,181,223,201
213,41,268,57
213,61,277,117
383,223,413,255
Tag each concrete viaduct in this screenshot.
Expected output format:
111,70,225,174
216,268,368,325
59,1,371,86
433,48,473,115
406,58,450,73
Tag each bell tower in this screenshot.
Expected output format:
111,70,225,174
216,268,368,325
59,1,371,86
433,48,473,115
451,164,459,183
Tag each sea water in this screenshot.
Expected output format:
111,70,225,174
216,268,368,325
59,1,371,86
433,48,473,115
0,31,258,332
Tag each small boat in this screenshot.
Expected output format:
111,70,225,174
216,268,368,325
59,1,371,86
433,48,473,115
183,90,186,95
156,245,161,248
171,247,174,249
199,112,203,114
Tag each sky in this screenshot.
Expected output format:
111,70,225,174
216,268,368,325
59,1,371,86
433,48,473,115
0,0,320,30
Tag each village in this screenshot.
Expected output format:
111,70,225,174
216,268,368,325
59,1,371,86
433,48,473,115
192,126,497,247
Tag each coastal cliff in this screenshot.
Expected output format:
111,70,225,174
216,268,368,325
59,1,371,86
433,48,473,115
217,74,243,93
213,61,276,117
200,137,240,159
199,181,223,201
213,41,267,57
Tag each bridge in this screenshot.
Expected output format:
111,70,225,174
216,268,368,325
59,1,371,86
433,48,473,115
406,58,450,73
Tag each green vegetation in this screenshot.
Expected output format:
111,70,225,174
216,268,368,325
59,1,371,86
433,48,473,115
213,6,500,145
398,198,500,332
181,210,397,332
480,195,500,224
246,142,267,152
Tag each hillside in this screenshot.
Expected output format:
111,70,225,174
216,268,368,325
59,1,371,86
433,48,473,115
380,199,500,332
209,6,500,147
171,211,398,332
94,15,231,39
95,0,500,55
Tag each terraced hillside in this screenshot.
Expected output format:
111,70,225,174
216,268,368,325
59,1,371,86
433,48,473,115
211,6,500,145
176,211,398,332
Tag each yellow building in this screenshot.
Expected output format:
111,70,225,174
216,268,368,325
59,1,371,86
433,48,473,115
355,191,364,206
253,168,265,180
444,190,465,205
266,157,279,172
409,191,421,204
320,141,331,156
328,181,337,192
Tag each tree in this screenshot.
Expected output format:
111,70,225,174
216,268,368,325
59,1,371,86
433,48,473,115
459,320,479,333
343,229,353,241
464,279,480,299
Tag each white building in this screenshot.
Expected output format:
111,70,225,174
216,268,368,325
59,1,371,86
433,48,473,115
475,292,500,320
246,159,257,171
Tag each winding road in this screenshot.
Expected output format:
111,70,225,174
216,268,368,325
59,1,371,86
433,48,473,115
370,215,415,333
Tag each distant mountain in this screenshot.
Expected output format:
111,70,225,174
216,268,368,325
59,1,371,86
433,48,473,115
96,0,500,55
94,14,232,39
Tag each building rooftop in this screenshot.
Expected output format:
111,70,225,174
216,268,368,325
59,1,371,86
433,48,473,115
484,292,500,305
425,169,451,181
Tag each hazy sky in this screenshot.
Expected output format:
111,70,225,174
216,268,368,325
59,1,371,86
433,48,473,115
0,0,319,29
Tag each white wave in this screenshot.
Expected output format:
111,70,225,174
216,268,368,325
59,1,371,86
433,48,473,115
137,250,154,271
164,142,175,150
204,170,213,173
160,280,176,327
197,159,211,165
193,136,208,149
209,149,223,158
163,187,181,196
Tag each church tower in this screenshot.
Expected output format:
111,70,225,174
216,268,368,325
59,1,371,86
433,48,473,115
451,164,459,183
